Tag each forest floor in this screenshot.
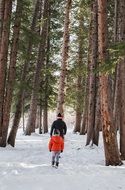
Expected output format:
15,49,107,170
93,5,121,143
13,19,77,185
0,127,125,190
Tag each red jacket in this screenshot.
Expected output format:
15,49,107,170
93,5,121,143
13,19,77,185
48,135,64,151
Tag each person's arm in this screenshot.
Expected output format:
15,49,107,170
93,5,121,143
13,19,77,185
48,138,52,151
50,122,54,137
61,138,64,151
63,122,67,135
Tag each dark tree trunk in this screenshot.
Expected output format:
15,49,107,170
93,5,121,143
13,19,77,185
43,108,48,133
0,0,5,47
25,0,49,135
119,59,125,160
0,0,12,143
7,0,40,147
86,0,98,145
39,105,42,134
0,0,23,147
113,0,120,131
57,0,72,115
92,77,101,146
80,78,88,135
118,0,125,160
74,1,84,133
98,0,122,166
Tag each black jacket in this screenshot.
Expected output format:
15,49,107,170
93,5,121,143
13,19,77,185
50,119,67,138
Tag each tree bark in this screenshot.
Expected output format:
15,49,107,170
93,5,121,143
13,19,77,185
0,0,12,141
92,77,101,146
0,0,23,147
119,59,125,160
25,0,49,135
118,0,125,160
0,0,5,47
57,0,72,115
98,0,122,166
74,1,84,133
7,0,40,147
113,0,120,131
86,0,98,145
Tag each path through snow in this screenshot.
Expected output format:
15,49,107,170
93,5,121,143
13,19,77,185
0,129,125,190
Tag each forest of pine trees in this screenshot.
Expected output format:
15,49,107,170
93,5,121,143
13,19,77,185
0,0,125,166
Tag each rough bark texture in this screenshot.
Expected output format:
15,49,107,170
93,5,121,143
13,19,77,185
0,0,23,147
118,0,125,160
114,0,118,42
7,0,40,147
86,0,98,145
80,95,87,135
119,59,125,160
0,0,5,47
74,1,84,133
43,108,48,133
92,77,101,146
98,0,122,166
0,0,12,141
113,0,120,131
42,6,51,134
57,0,72,115
25,0,49,135
113,64,120,130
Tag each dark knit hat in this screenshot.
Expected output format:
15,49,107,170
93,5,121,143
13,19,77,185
57,113,62,117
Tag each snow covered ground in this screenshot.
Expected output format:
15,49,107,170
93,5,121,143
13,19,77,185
0,127,125,190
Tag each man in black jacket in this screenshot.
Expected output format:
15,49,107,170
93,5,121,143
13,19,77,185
50,113,67,138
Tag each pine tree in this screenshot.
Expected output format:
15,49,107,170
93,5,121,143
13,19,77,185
98,0,122,166
57,0,72,115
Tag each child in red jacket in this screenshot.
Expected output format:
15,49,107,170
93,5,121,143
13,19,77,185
48,129,64,168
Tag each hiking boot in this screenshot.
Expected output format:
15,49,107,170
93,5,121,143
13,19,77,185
52,161,55,167
55,162,59,168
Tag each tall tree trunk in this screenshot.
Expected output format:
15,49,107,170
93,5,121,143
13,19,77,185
74,1,84,133
80,13,93,136
0,0,12,140
118,0,125,160
92,77,101,146
0,0,23,147
57,0,72,115
113,0,120,131
25,0,49,135
39,105,42,134
42,2,51,134
98,0,122,166
86,0,98,145
113,64,120,130
7,0,40,147
0,0,5,47
43,108,48,133
114,0,118,42
80,101,87,135
119,59,125,160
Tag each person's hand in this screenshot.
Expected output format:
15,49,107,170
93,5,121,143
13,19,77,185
49,150,51,152
61,150,63,153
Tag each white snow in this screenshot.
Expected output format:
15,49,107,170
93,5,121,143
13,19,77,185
0,127,125,190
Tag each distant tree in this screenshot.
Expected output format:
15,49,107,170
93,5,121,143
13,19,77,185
57,0,72,115
86,0,98,145
42,10,51,134
25,0,49,135
73,0,84,133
